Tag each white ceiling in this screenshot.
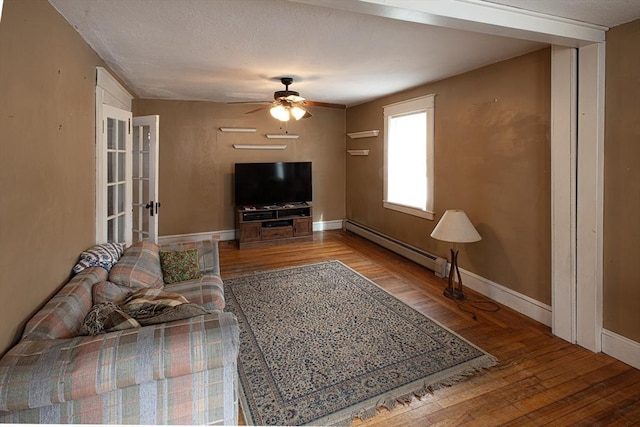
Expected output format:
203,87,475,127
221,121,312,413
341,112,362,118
49,0,640,108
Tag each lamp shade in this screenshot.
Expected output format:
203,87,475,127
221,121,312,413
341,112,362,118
270,105,290,121
290,105,306,120
430,210,481,243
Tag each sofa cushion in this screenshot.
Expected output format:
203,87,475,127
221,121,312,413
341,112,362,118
22,267,108,340
108,241,163,289
165,274,226,311
160,249,203,284
72,242,124,274
80,302,141,335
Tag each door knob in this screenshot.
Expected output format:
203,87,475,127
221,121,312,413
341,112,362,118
145,201,154,216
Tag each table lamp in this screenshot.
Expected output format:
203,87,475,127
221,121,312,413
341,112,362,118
430,210,482,300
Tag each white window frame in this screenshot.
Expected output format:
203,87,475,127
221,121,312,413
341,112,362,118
383,94,435,220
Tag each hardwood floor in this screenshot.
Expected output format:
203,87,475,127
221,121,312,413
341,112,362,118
219,230,640,426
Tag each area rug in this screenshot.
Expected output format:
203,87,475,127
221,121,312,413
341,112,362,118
223,260,497,426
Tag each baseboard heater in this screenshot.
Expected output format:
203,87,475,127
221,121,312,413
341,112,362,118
344,220,448,278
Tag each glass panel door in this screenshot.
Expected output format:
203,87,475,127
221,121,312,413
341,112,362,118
100,104,132,245
132,115,159,243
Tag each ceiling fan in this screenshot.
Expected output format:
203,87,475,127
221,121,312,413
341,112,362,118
236,77,345,121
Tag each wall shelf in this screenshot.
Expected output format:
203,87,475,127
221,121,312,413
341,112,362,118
233,144,287,150
347,149,370,156
265,134,299,139
219,127,257,133
347,130,379,139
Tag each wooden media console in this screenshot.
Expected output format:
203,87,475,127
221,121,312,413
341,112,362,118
235,204,313,249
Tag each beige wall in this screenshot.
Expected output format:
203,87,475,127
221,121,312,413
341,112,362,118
603,19,640,343
0,0,108,354
133,100,346,236
347,49,551,304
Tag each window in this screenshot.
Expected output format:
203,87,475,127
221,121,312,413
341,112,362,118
383,94,435,220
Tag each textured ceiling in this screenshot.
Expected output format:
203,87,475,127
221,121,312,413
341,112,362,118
49,0,640,107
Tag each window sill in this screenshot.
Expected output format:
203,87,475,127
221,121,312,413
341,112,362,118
383,201,435,220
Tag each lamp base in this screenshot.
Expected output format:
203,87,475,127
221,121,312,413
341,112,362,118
443,287,465,300
443,248,465,300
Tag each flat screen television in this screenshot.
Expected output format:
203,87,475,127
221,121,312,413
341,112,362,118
234,162,312,207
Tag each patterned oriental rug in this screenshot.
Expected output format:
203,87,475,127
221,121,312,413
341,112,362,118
224,261,497,426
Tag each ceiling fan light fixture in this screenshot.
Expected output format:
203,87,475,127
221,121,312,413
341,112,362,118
270,104,289,121
291,105,306,120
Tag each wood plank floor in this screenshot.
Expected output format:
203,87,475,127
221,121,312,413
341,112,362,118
219,230,640,426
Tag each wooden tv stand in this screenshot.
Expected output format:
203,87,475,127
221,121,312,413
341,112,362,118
235,204,313,249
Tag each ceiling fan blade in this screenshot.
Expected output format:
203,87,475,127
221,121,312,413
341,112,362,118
245,105,270,114
228,100,272,105
304,100,346,109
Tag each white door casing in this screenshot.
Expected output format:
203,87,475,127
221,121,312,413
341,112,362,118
95,67,134,245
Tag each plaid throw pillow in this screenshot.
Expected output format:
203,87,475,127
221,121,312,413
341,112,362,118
108,241,163,289
159,249,203,284
72,243,124,274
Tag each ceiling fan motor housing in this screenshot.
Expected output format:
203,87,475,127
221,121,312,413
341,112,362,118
274,77,299,100
274,90,300,100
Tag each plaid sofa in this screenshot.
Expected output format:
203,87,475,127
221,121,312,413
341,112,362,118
0,239,239,424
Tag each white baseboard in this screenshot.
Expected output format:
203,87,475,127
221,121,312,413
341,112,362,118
601,329,640,369
158,230,234,244
159,220,343,245
457,267,553,327
314,220,344,231
343,219,448,277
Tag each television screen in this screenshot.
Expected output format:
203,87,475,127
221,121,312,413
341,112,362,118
234,162,312,207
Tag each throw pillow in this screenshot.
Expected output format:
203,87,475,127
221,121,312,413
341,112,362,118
80,302,140,335
108,241,163,289
159,249,203,284
135,303,209,326
120,288,189,320
72,242,124,274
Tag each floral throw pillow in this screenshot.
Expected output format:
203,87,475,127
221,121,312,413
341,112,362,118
159,249,203,284
80,302,140,336
72,242,124,274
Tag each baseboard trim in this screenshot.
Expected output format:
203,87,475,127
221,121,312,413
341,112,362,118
601,329,640,369
313,220,344,231
158,230,234,244
457,267,553,327
158,220,343,245
343,220,448,277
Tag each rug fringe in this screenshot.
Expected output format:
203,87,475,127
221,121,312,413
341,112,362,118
332,355,499,426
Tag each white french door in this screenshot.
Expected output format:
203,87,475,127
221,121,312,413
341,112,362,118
98,104,133,245
132,115,160,243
